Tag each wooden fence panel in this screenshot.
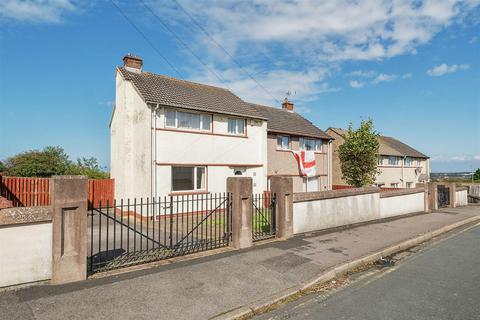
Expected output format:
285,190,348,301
1,174,114,208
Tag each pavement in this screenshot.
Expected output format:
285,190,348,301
0,205,479,320
255,224,480,320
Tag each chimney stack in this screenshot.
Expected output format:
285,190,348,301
282,98,294,112
123,54,143,73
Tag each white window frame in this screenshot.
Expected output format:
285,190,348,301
388,156,399,166
378,156,384,165
300,137,322,152
277,135,290,150
405,157,413,167
390,182,399,188
227,117,246,135
171,166,207,192
164,108,212,132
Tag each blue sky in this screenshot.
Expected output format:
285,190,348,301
0,0,479,173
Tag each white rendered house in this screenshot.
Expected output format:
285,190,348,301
110,55,268,200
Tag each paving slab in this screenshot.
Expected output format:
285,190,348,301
0,206,478,320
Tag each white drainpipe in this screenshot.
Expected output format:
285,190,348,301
327,139,333,190
150,103,160,202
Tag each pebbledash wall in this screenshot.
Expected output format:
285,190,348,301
293,187,427,234
0,207,52,288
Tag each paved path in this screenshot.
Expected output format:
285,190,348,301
0,206,479,320
256,224,480,320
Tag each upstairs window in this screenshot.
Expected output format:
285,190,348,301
277,135,290,150
227,118,245,135
388,156,399,166
300,138,322,152
405,157,413,166
165,109,211,132
378,156,384,165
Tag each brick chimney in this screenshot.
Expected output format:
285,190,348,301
123,54,143,73
282,98,294,112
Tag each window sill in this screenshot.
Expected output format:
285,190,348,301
169,191,209,196
157,127,247,138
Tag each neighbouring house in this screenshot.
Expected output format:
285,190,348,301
110,55,332,200
250,102,332,192
326,128,430,188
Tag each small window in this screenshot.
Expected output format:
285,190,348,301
277,135,290,150
172,166,206,192
300,138,322,151
406,182,413,188
405,157,413,167
377,156,384,165
376,183,385,187
227,118,245,135
390,183,399,188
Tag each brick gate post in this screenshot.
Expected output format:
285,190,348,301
227,177,253,249
51,176,88,284
449,183,457,208
270,176,293,240
427,182,438,212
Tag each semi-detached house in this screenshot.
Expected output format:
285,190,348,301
326,127,430,188
110,55,333,200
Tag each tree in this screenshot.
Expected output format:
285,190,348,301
474,168,480,181
4,146,70,177
67,157,109,179
0,161,5,172
3,146,109,179
339,119,380,187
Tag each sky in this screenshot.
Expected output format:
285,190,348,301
0,0,479,173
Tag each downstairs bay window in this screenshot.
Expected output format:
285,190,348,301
172,166,206,192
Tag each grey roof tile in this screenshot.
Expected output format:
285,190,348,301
327,127,428,158
118,67,265,119
249,103,332,139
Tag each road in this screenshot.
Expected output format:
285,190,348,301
256,224,480,320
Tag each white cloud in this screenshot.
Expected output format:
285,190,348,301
0,0,76,23
427,63,470,76
372,73,397,84
349,80,365,88
349,70,377,78
402,73,413,79
432,155,480,162
147,0,479,103
189,66,336,106
474,155,480,161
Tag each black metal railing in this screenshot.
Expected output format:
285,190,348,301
252,192,276,241
87,193,232,274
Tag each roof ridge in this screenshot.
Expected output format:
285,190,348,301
118,66,232,93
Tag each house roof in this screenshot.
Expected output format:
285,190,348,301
249,103,332,139
117,67,265,120
327,127,429,158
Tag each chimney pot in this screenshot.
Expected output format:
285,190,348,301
282,98,294,112
123,54,143,73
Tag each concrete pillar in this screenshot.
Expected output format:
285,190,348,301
449,183,457,208
227,177,253,249
51,176,88,284
427,182,438,212
270,176,293,240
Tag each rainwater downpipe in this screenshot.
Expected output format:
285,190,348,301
151,103,160,203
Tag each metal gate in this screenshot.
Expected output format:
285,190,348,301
87,193,232,274
438,185,450,208
252,192,276,241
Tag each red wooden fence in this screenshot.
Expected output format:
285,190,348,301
0,174,50,206
0,174,114,208
88,179,115,207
